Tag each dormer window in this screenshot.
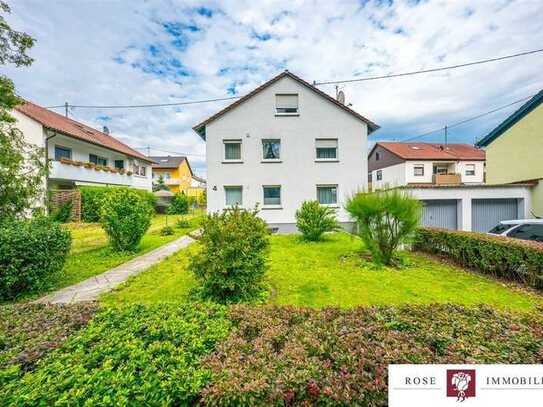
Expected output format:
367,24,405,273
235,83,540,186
275,94,298,115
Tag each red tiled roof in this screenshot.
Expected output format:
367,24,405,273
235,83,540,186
15,101,153,162
193,70,379,137
376,142,485,161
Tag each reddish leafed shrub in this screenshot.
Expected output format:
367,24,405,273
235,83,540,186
201,305,543,406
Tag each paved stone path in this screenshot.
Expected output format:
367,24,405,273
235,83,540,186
35,234,195,304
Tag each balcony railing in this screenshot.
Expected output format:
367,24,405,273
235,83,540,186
50,159,133,186
432,173,461,185
164,178,181,185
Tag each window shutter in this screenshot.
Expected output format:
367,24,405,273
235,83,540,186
276,94,298,109
316,139,338,148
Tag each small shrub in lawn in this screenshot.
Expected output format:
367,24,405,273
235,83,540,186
100,188,153,251
49,199,73,223
168,192,189,214
160,225,175,236
346,189,421,266
0,217,71,299
176,218,191,228
414,227,543,289
295,200,339,241
201,304,543,406
189,205,269,303
2,304,230,406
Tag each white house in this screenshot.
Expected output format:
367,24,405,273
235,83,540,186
193,70,379,232
13,101,153,191
368,142,486,190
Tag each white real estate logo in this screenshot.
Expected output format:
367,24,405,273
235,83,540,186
388,364,543,406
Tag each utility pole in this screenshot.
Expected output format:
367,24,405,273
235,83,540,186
444,125,448,145
64,102,69,118
147,146,151,156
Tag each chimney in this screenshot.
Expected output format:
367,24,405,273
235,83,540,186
103,126,110,134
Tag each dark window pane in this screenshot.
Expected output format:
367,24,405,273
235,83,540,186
489,223,517,234
263,186,281,205
114,160,124,169
55,146,72,160
263,140,280,159
316,147,337,159
507,224,543,242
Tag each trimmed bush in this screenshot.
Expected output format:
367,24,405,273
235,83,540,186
189,206,269,303
346,190,421,265
168,192,189,214
0,217,71,299
100,188,153,251
2,304,231,406
80,186,156,222
201,305,543,406
295,200,339,241
414,227,543,289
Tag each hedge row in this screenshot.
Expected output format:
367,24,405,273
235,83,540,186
2,304,542,406
413,227,543,290
79,186,156,222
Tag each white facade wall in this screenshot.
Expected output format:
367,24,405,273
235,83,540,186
406,185,532,231
372,163,406,190
205,75,369,226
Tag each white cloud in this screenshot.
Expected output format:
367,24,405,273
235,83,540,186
4,0,543,175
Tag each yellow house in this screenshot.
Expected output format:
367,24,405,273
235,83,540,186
150,156,205,198
476,90,543,216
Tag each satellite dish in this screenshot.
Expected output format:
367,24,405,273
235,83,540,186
337,90,345,104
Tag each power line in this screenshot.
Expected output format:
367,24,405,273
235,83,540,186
134,146,205,157
44,48,543,110
397,93,536,143
314,48,543,85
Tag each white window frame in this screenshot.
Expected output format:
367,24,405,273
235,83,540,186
261,139,281,162
55,145,72,161
465,164,476,176
223,139,243,163
316,184,338,207
224,185,243,207
275,94,299,116
414,164,424,176
262,185,282,208
376,170,382,181
315,138,339,162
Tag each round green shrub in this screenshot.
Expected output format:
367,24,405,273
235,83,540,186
0,217,71,299
168,192,189,214
100,188,153,251
189,206,269,303
160,225,175,236
295,200,339,241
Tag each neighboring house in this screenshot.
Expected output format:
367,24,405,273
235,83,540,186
368,142,485,190
193,70,379,232
150,156,206,198
13,101,153,191
476,90,543,217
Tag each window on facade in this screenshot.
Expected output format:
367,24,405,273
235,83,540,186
133,162,146,176
317,185,337,205
89,154,107,166
465,164,475,176
55,146,72,161
114,160,124,170
263,186,281,206
225,186,242,206
275,94,298,114
414,165,424,176
316,139,338,160
375,152,380,161
433,165,448,174
376,170,382,181
507,224,543,242
262,139,281,160
224,140,242,161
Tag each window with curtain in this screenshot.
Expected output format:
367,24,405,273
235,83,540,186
224,140,242,160
89,154,107,166
262,139,280,160
225,186,242,205
317,185,337,205
275,94,298,114
465,164,475,176
55,145,72,160
316,139,338,159
414,165,424,176
263,186,281,205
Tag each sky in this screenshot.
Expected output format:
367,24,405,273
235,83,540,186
4,0,543,176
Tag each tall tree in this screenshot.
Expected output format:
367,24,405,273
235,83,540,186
0,1,47,220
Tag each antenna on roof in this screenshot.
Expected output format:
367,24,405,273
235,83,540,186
444,125,448,145
64,102,69,118
102,126,110,134
335,85,346,105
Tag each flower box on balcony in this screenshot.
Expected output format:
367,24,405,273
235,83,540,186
83,162,95,169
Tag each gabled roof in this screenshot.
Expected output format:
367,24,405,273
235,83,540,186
15,100,153,163
149,155,193,176
372,142,485,161
193,70,379,139
476,90,543,147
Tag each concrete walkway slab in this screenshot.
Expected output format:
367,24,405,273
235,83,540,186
35,234,195,304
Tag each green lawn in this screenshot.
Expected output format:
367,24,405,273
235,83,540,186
43,212,203,296
101,232,542,311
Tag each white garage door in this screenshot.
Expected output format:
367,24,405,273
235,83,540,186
421,200,458,230
472,198,518,233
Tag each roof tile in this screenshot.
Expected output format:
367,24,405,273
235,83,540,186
377,142,485,161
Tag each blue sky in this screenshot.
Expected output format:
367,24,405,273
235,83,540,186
4,0,543,176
